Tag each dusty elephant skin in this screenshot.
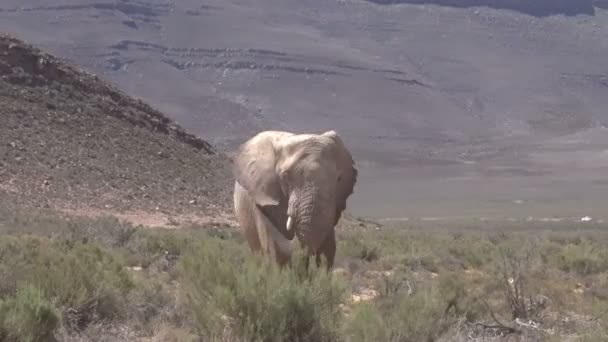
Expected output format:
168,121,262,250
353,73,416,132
232,130,357,270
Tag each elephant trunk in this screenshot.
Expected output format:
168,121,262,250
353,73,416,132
289,181,336,253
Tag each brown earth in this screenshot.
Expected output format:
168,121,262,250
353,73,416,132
0,34,234,222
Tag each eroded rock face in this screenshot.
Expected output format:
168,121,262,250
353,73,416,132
364,0,595,17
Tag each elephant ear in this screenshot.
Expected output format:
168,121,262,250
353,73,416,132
234,132,283,206
322,130,358,225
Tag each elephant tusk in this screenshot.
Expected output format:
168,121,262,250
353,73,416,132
286,216,294,232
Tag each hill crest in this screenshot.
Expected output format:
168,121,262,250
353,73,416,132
0,34,218,154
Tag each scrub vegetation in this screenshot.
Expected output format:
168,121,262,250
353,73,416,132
1,208,607,341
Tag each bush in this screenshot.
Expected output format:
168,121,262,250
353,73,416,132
554,239,608,275
342,303,388,342
127,277,180,329
344,270,487,342
63,216,137,249
0,285,60,342
180,237,347,342
344,284,447,342
447,238,495,269
437,272,486,322
339,234,379,262
407,254,441,273
0,236,134,331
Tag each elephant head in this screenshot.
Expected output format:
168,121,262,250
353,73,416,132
233,130,357,261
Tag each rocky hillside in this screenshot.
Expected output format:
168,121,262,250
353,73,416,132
0,34,233,217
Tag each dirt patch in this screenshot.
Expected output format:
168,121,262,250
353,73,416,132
60,207,237,229
351,287,379,303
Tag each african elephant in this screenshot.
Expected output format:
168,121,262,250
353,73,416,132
232,130,357,270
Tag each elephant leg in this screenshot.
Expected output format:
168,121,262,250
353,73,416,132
235,182,294,267
298,230,336,271
234,181,261,252
316,228,336,270
252,205,293,267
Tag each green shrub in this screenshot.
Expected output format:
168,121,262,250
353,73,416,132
344,284,448,342
447,238,495,269
63,216,137,249
437,272,486,322
180,237,347,342
140,230,191,257
342,303,388,342
0,236,134,330
0,207,71,236
0,285,60,342
345,270,487,342
339,235,380,262
120,226,236,269
554,239,608,275
127,277,177,327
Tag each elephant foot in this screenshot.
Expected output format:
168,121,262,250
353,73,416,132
275,253,291,269
299,252,332,275
315,253,333,272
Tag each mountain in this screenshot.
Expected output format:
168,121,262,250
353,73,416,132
0,34,233,218
1,0,608,218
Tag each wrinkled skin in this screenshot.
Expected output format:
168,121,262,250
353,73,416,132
233,130,357,270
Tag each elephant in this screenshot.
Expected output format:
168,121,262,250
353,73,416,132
232,130,357,270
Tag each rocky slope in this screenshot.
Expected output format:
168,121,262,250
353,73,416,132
0,34,233,217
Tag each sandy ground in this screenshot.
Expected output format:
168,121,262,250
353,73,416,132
59,207,237,229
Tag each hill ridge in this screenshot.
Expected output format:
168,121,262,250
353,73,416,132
0,33,218,155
